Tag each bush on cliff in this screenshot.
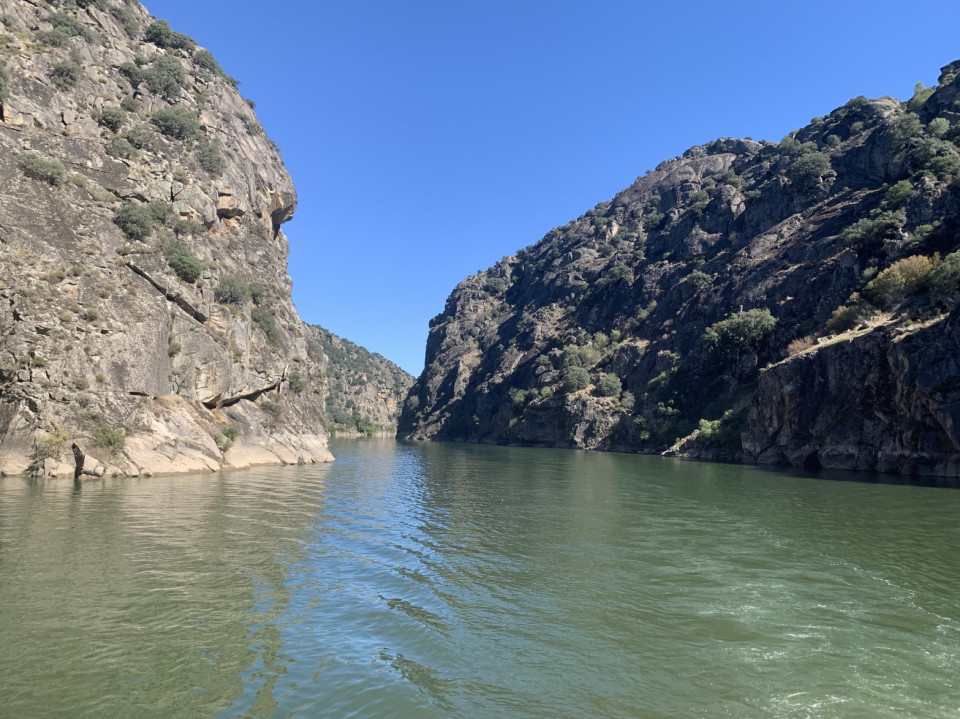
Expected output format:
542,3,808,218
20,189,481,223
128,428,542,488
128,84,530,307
701,308,777,362
165,243,203,283
144,20,195,51
17,152,64,185
152,106,202,141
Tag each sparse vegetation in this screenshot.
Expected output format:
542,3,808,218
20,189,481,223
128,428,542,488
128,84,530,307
251,306,281,345
49,60,82,91
17,152,64,185
286,369,306,393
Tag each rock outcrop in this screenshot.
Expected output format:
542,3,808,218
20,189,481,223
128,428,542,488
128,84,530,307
399,61,960,478
0,1,334,476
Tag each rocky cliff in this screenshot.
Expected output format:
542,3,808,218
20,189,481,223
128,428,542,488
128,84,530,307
399,61,960,478
310,324,414,437
0,0,334,476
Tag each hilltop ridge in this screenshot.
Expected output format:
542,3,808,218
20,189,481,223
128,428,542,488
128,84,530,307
400,61,960,478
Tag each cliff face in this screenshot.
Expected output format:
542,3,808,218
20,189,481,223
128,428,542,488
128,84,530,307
310,325,414,437
399,61,960,478
0,1,333,476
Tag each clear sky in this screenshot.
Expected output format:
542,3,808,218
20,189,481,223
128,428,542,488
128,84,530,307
144,0,960,375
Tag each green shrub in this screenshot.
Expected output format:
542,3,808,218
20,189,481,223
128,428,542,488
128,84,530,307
120,94,140,113
701,308,777,361
697,409,746,452
605,265,634,284
109,4,139,37
92,424,125,459
152,106,201,140
222,425,239,441
168,341,181,357
17,152,64,185
927,251,960,296
215,274,249,305
251,306,281,345
97,105,126,132
907,82,935,112
561,366,590,393
248,282,265,305
118,60,144,88
196,140,225,176
286,369,306,393
510,388,530,409
49,60,82,90
192,48,223,75
841,211,903,252
862,255,936,308
595,373,622,397
144,19,195,50
687,269,711,289
122,124,156,150
881,180,913,210
144,56,188,100
788,152,832,191
928,117,950,138
0,63,9,103
172,219,206,237
165,242,203,283
48,12,93,42
114,202,156,240
215,433,233,453
889,113,922,148
825,294,874,333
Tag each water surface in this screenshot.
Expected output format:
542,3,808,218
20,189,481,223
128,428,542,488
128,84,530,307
1,439,959,717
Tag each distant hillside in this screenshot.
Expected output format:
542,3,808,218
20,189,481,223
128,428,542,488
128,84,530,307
311,326,414,436
399,61,960,478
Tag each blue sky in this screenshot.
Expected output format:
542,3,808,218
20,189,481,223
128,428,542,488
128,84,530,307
145,0,960,375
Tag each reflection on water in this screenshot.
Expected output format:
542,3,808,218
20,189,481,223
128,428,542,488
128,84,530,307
2,439,960,718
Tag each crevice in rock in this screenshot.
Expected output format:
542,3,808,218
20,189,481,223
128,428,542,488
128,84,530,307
202,377,282,409
126,262,208,324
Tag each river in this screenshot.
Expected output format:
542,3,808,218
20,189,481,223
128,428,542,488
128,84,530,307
1,439,958,718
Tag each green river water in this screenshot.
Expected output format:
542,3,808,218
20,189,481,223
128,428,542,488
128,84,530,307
1,439,958,718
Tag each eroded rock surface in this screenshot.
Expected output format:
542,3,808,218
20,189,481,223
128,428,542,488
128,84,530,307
0,1,336,476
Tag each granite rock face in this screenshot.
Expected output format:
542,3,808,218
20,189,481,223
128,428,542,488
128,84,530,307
0,1,334,476
400,61,960,478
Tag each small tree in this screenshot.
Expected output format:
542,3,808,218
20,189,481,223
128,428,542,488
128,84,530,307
144,56,188,100
788,152,832,191
561,366,589,393
701,308,777,362
595,374,622,397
